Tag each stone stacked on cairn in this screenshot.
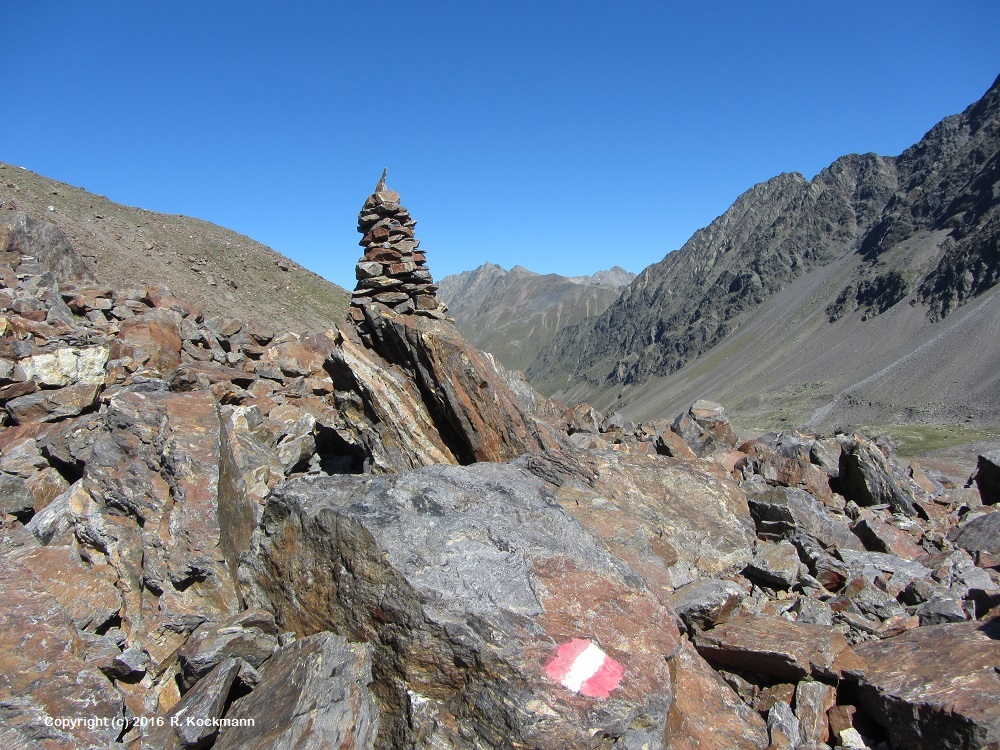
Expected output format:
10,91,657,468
349,170,450,324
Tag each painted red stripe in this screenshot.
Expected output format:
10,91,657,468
580,657,624,699
544,638,592,682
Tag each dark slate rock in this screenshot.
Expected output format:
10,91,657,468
947,510,1000,555
212,633,379,750
0,212,95,283
747,485,863,551
694,615,864,682
838,436,926,517
146,658,241,749
743,540,801,589
970,450,1000,505
178,608,279,691
667,578,746,632
0,471,34,515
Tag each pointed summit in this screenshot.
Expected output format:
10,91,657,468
349,175,450,327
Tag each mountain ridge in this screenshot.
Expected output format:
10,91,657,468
525,74,1000,432
438,262,634,372
0,163,350,333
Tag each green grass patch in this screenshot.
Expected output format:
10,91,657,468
861,423,1000,457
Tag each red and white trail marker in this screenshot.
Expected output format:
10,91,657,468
544,638,624,699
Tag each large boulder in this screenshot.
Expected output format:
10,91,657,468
0,556,122,748
0,212,95,283
694,615,865,682
970,450,1000,505
516,448,756,593
853,618,1000,749
242,462,682,749
838,435,928,517
213,633,379,750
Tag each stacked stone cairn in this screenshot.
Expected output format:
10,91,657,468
349,170,450,325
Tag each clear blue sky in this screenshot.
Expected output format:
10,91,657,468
5,2,999,292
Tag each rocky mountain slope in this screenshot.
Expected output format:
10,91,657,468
438,263,633,371
0,162,350,332
2,176,999,750
528,75,1000,434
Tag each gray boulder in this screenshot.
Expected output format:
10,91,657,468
241,463,682,749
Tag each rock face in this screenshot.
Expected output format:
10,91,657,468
213,632,380,750
527,75,1000,430
241,464,682,749
350,170,449,322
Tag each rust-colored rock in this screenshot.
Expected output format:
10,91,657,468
666,638,769,749
0,556,122,748
113,307,184,378
518,448,756,594
854,618,1000,749
694,615,865,682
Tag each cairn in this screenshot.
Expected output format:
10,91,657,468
349,170,450,324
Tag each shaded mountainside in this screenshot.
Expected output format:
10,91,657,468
438,263,633,371
0,162,350,333
528,75,1000,431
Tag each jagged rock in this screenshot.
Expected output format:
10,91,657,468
766,700,801,749
0,556,122,748
338,305,560,468
213,633,379,750
671,400,738,457
836,549,932,594
744,540,802,589
853,618,1000,749
969,450,1000,505
24,466,68,511
852,508,925,560
747,484,862,551
146,657,241,749
19,543,121,632
112,307,184,378
838,435,928,517
0,212,95,282
78,389,239,672
841,575,907,621
668,578,747,632
654,427,698,460
666,638,769,749
15,345,109,387
694,615,865,682
0,471,34,515
24,482,74,544
743,435,836,503
178,608,279,691
914,594,969,625
947,509,1000,555
6,383,100,424
243,463,682,749
329,320,462,471
517,448,756,590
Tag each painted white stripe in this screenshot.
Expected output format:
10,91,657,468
560,642,606,692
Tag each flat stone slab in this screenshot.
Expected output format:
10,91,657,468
854,618,1000,749
694,615,865,682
